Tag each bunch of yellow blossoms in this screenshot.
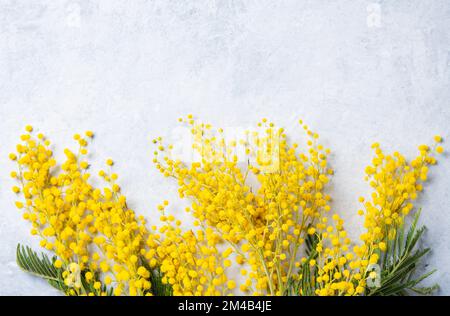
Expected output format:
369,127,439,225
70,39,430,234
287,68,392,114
153,116,444,296
152,206,233,295
9,126,152,295
10,119,444,296
307,139,443,296
153,117,336,295
10,125,233,296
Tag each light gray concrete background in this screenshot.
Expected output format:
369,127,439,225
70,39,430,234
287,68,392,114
0,0,449,295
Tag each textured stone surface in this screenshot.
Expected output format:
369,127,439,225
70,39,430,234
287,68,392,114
0,1,449,295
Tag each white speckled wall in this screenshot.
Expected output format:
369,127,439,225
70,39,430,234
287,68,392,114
0,1,449,295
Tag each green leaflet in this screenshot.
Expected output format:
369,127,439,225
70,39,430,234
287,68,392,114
285,231,319,296
140,256,173,296
16,244,114,295
16,244,68,292
367,210,438,296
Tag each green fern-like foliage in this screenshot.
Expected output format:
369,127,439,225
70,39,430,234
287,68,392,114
367,210,438,296
286,210,438,296
140,256,173,296
16,244,68,292
284,230,319,296
17,243,172,296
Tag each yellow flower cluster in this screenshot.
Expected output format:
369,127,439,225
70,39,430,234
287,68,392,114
10,127,151,296
153,116,443,296
359,142,437,243
10,125,233,296
302,138,443,296
10,120,444,296
153,116,336,295
149,202,232,295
